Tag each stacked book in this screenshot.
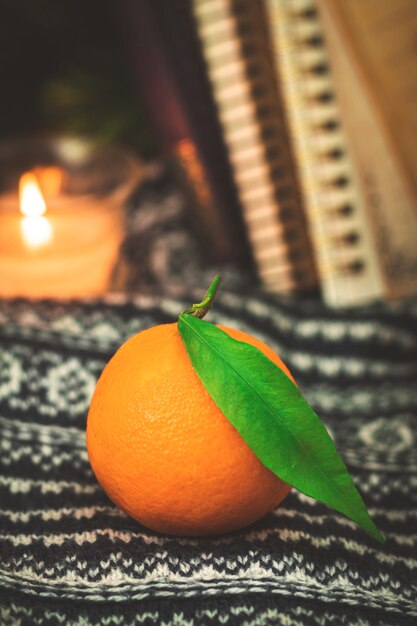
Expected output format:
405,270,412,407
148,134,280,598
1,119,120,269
122,0,417,307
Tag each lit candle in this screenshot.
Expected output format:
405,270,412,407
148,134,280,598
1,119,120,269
19,172,54,249
0,169,127,298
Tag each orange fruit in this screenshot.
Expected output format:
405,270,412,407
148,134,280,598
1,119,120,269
86,323,293,536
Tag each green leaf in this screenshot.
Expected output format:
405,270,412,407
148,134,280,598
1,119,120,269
178,314,384,543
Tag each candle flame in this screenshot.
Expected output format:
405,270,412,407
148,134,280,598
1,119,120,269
19,172,47,217
19,172,53,248
21,216,53,248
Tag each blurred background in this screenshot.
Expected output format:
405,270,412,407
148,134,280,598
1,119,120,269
0,0,154,153
0,0,416,305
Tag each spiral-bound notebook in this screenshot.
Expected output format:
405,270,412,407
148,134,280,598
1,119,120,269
194,0,417,307
316,0,417,304
193,0,317,293
263,0,417,306
264,0,385,306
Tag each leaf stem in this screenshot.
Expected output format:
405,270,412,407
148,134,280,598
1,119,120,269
181,275,221,319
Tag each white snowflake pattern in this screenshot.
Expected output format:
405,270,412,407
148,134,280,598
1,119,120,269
46,358,97,414
0,350,23,401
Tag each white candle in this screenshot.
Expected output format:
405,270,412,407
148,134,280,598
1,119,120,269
0,169,125,298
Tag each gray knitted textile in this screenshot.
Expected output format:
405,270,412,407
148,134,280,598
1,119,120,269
0,291,416,626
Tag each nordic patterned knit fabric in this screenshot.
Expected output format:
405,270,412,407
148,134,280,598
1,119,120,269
0,292,416,626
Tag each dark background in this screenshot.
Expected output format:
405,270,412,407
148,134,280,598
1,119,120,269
0,0,155,155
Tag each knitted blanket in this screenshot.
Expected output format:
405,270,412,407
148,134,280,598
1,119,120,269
0,291,416,626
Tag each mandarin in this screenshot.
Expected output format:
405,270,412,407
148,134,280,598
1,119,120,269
86,322,293,536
